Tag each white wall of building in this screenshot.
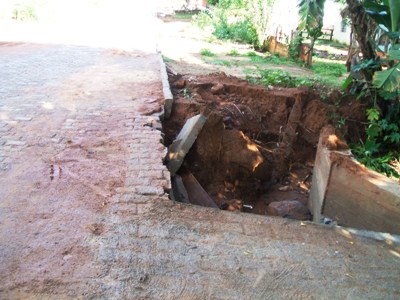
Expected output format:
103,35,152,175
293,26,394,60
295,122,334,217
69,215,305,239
267,0,350,45
323,0,351,45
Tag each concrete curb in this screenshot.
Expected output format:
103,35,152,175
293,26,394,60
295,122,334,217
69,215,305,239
158,53,174,120
333,225,400,246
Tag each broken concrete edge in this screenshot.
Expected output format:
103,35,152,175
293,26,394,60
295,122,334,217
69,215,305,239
167,114,207,175
309,125,400,234
158,53,174,120
181,172,219,208
333,225,400,246
171,175,190,204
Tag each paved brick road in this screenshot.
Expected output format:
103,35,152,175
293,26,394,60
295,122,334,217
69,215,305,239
0,3,399,299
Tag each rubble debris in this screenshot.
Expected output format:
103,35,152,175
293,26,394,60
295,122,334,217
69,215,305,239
267,200,311,221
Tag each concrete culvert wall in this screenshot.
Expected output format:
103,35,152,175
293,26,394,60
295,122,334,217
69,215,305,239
310,126,400,234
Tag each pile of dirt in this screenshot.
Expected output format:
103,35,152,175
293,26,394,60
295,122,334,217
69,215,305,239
163,72,366,219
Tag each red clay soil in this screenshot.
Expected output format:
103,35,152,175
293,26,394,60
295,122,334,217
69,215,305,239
163,72,366,218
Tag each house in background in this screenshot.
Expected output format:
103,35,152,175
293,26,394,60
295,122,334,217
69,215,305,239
157,0,350,45
267,0,350,46
323,0,351,45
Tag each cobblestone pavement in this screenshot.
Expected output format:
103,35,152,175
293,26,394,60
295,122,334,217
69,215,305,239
0,5,400,300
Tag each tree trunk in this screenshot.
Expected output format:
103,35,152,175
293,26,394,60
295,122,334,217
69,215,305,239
307,37,316,67
345,0,375,81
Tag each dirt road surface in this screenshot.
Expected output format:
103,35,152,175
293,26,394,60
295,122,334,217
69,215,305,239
0,2,399,299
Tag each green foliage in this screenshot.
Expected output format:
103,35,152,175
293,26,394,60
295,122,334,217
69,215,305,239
200,48,216,57
194,0,275,47
315,39,348,49
249,54,297,66
207,58,234,66
213,15,259,45
298,0,326,36
245,51,257,57
162,55,174,63
297,0,326,67
258,69,312,88
289,32,303,60
345,1,400,178
174,13,196,20
194,9,213,29
311,61,346,77
352,104,400,178
227,49,240,56
13,4,38,21
373,50,400,92
352,147,399,178
364,0,400,34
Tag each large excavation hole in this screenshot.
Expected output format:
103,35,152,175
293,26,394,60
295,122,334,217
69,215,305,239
163,72,365,221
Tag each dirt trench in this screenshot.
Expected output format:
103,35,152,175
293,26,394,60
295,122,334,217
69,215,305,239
163,72,365,220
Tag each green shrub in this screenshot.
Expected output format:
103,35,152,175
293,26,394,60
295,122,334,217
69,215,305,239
258,69,312,88
289,32,303,60
311,61,346,77
352,105,400,178
208,0,220,5
200,48,216,57
194,0,267,47
245,51,257,57
227,49,240,56
13,4,37,21
194,10,213,29
208,59,232,66
212,15,258,45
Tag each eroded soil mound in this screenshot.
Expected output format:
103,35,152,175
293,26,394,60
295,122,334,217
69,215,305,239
163,72,366,219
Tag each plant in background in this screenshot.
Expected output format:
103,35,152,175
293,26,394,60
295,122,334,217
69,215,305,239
258,69,312,88
352,104,400,178
297,0,326,67
200,48,216,56
245,51,257,56
227,49,240,56
363,0,400,93
13,3,38,21
195,0,275,47
341,0,400,178
311,61,347,77
289,31,303,60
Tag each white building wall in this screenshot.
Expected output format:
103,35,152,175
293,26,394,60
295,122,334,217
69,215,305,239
267,0,350,45
323,0,351,44
268,0,299,42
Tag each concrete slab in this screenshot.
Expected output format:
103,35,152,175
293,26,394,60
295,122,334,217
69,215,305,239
181,172,218,208
171,174,190,204
166,114,207,175
309,126,400,234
